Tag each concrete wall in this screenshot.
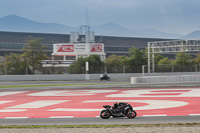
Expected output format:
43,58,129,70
1,72,200,82
131,72,200,84
0,73,137,81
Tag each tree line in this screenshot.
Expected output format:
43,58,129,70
69,47,200,74
0,37,47,74
1,37,200,74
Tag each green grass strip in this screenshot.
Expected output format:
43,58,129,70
0,123,200,128
0,82,128,88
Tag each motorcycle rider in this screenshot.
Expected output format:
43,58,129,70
100,102,137,119
100,73,110,81
112,102,127,116
103,73,108,78
113,102,119,109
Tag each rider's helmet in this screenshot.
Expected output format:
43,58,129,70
113,102,118,108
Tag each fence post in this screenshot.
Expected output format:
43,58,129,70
4,64,7,75
104,66,107,73
195,65,198,72
142,65,145,77
85,62,90,80
123,66,125,74
171,64,174,72
26,66,28,75
199,64,200,72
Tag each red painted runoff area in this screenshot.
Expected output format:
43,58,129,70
0,88,199,118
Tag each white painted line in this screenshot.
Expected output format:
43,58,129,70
189,114,200,116
7,100,69,108
28,90,118,96
0,101,12,104
96,116,100,118
106,88,200,97
83,100,188,110
49,108,102,111
142,115,167,117
5,117,28,119
0,91,27,96
0,109,27,112
28,91,92,96
49,116,74,118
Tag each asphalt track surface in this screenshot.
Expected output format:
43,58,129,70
0,116,200,125
0,80,200,125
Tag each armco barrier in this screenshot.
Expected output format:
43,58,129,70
131,75,200,84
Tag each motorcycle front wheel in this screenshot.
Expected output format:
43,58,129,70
100,110,111,119
127,109,137,119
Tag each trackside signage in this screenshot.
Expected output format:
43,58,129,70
53,43,104,55
90,44,102,52
57,45,74,52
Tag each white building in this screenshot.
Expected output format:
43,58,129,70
52,43,106,61
42,30,106,68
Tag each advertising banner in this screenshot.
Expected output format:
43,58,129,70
56,44,74,52
53,43,104,55
90,44,103,52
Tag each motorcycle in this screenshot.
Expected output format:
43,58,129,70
99,102,137,119
100,73,110,81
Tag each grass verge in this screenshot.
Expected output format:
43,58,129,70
0,82,128,89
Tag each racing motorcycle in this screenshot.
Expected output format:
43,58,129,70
99,102,137,119
99,73,110,81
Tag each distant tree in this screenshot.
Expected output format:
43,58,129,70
0,56,5,74
85,54,104,67
86,54,104,73
4,53,26,74
69,57,85,74
22,36,47,74
105,55,122,66
119,55,130,66
154,54,165,64
69,55,104,74
144,47,165,65
128,47,146,66
158,57,171,65
105,54,127,73
173,52,193,65
194,53,200,64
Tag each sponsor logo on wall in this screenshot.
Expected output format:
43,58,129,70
57,45,74,52
90,44,102,52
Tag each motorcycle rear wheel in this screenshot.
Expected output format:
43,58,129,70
127,109,137,119
100,110,111,119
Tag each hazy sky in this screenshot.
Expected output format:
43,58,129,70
0,0,200,35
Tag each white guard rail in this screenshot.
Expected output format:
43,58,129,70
131,75,200,84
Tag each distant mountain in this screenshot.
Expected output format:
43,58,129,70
0,15,75,33
0,15,182,38
92,23,182,39
92,23,134,36
181,30,200,39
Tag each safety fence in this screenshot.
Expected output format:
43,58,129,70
38,66,143,74
1,64,200,75
142,64,200,74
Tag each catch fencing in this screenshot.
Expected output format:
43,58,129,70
1,64,200,75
